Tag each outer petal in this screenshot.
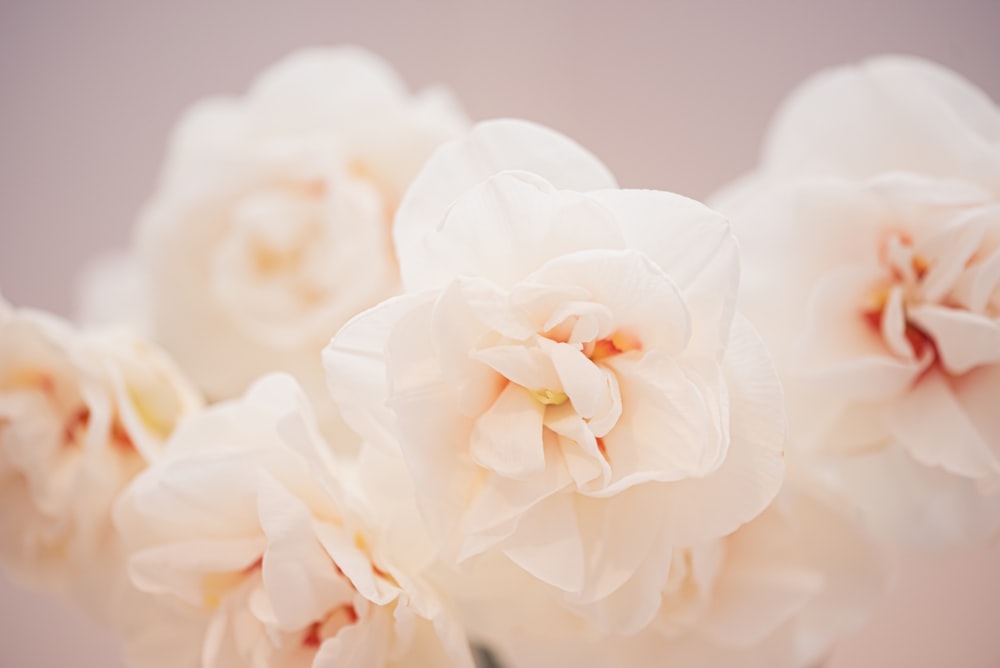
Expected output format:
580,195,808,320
257,473,355,630
590,189,739,357
654,314,786,545
829,443,1000,546
323,292,438,454
469,383,546,479
907,304,1000,374
395,119,618,289
406,171,625,291
888,370,1000,479
762,56,1000,193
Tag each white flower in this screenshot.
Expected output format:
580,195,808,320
325,120,786,631
465,477,886,668
113,374,474,668
0,297,200,610
714,56,1000,546
135,46,468,441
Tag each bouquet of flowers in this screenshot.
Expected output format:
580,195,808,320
2,47,998,668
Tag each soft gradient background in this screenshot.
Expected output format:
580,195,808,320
1,0,999,666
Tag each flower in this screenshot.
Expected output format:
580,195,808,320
325,120,786,630
113,374,475,668
463,477,886,668
714,56,1000,546
0,297,200,610
134,46,468,441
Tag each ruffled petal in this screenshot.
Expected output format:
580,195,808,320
395,119,618,289
408,171,624,291
889,370,1000,479
908,304,1000,374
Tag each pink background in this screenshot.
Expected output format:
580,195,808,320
1,0,999,666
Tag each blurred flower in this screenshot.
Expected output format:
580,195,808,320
714,56,1000,546
129,46,468,442
466,477,886,668
325,120,786,631
0,297,200,613
114,374,475,668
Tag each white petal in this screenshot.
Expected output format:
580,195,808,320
795,266,925,400
312,603,392,668
250,47,407,123
528,249,692,355
543,341,608,420
762,56,1000,191
471,345,560,393
831,444,1000,547
952,242,1000,314
916,204,990,303
599,353,728,492
256,472,352,630
324,292,436,454
470,384,547,479
591,189,739,356
880,285,913,359
655,315,786,545
951,363,1000,453
395,119,617,288
128,536,264,606
568,486,666,610
908,304,1000,374
409,171,624,291
460,443,572,559
889,370,1000,479
430,279,511,418
502,492,585,594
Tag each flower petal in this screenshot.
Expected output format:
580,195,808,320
502,492,586,594
470,384,547,479
324,292,437,454
795,266,925,400
410,171,625,291
762,56,1000,191
654,315,786,545
395,119,618,288
591,189,739,356
889,370,1000,479
908,304,1000,374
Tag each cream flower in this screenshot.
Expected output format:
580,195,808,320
136,46,468,440
113,374,475,668
0,297,200,609
325,120,786,630
714,56,1000,546
463,477,885,668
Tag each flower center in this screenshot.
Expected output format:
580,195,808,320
302,604,360,649
862,232,941,374
586,330,642,361
529,388,569,406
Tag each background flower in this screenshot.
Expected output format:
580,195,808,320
0,297,200,614
129,46,468,442
460,475,886,668
114,374,474,668
714,56,1000,547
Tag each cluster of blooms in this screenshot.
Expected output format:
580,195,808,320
2,48,997,667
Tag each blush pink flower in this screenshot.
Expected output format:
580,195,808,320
114,374,474,668
459,476,885,668
715,56,1000,546
0,297,200,611
134,47,468,442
